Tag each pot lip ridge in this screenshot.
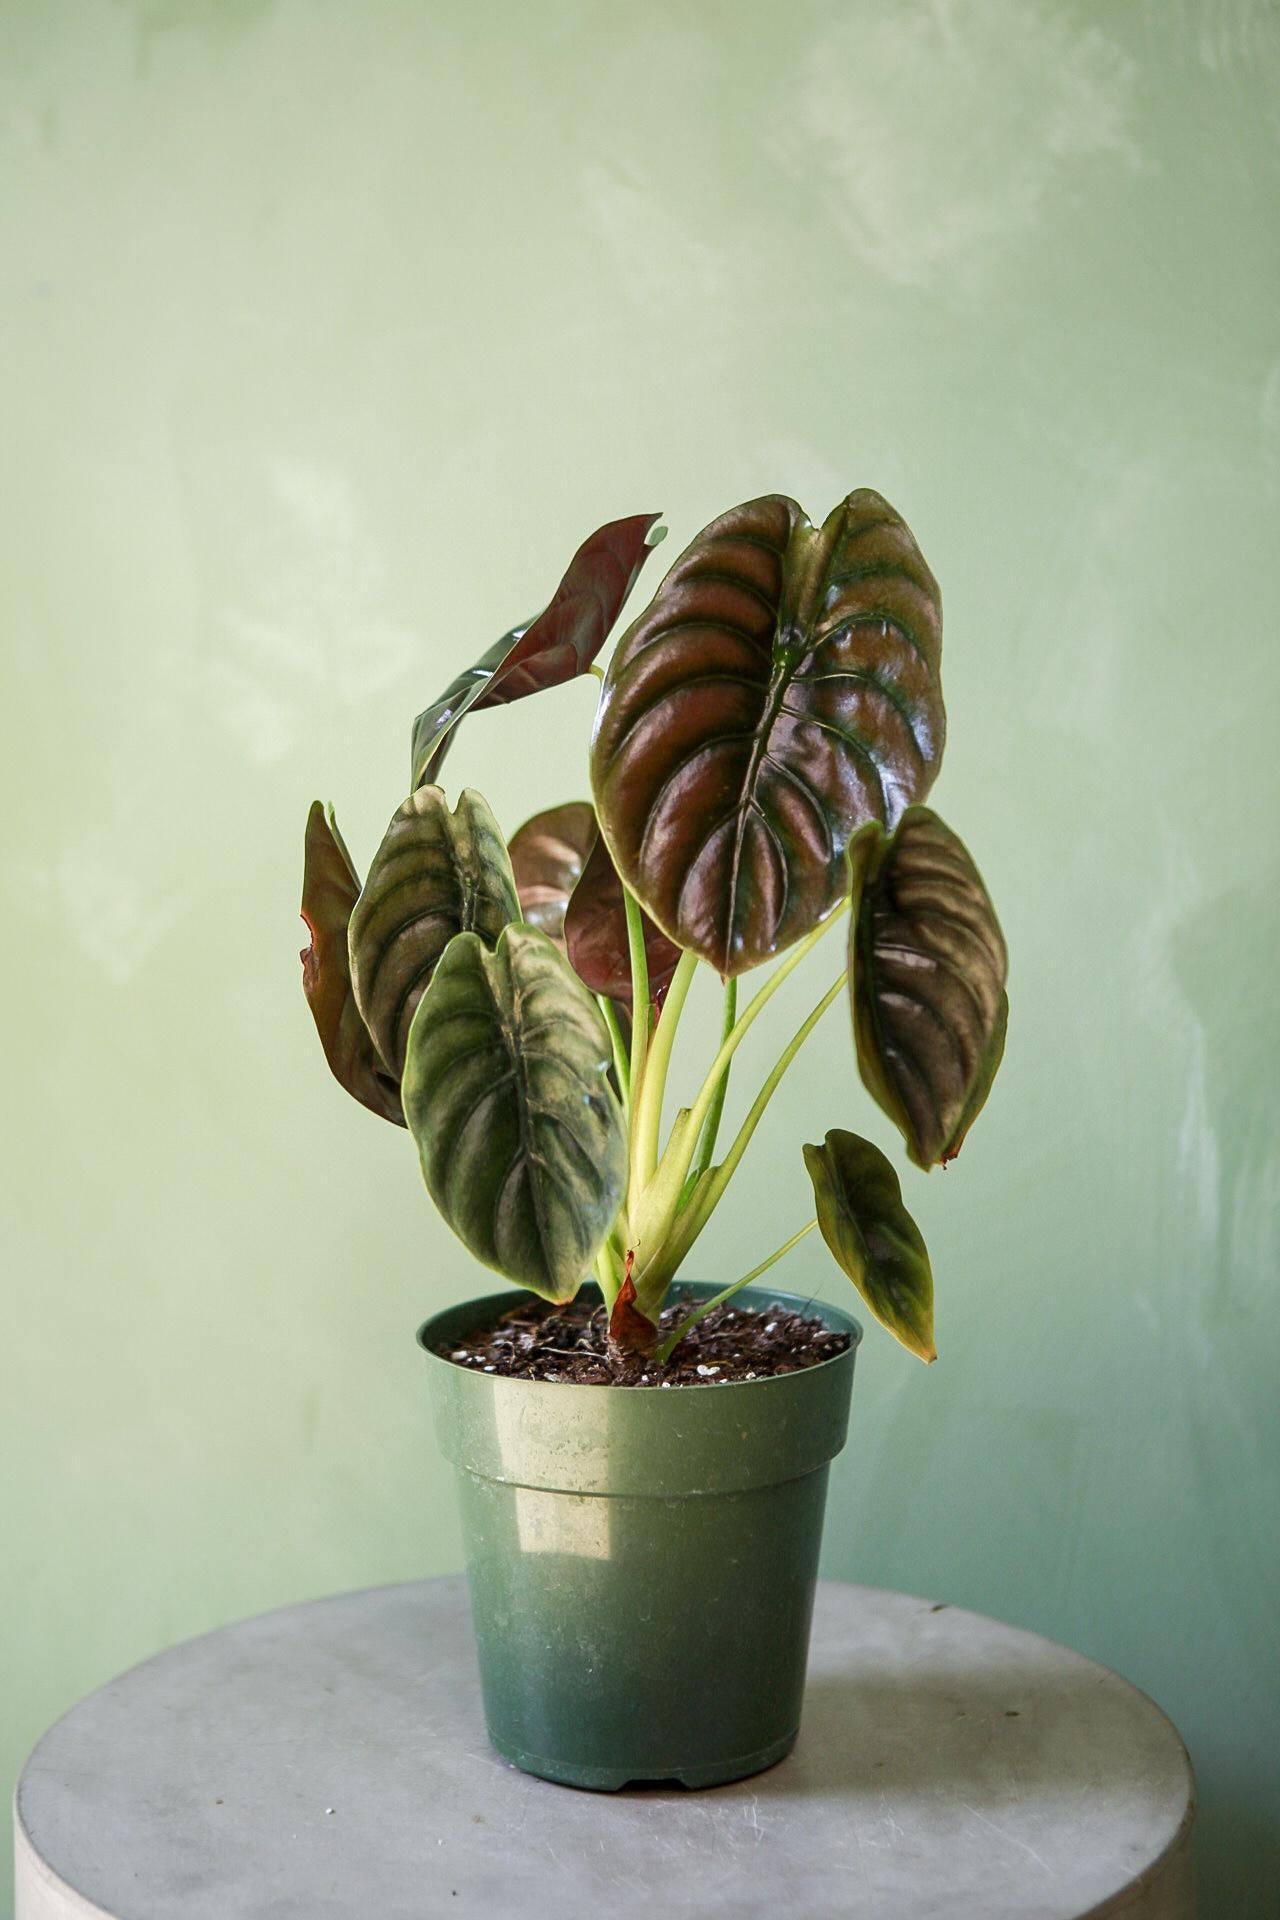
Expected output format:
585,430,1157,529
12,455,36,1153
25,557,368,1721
416,1279,863,1395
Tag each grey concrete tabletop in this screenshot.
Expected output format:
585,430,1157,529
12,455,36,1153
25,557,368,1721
14,1576,1194,1919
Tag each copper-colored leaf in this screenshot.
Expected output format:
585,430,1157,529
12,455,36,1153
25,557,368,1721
607,1270,659,1367
563,829,682,1007
848,807,1008,1170
299,802,405,1126
508,801,597,950
591,490,944,976
411,512,664,788
804,1129,935,1361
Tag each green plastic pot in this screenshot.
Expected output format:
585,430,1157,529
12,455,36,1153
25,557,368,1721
418,1281,860,1791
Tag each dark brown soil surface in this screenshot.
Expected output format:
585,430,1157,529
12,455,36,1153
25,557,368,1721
435,1293,851,1387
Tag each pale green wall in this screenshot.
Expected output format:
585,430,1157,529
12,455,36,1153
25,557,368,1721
2,2,1277,1912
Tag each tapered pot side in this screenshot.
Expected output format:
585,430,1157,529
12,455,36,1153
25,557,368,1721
419,1282,861,1791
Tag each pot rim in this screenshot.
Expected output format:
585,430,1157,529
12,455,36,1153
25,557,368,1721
416,1279,863,1395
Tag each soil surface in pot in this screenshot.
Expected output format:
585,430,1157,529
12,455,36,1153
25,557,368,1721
436,1294,851,1387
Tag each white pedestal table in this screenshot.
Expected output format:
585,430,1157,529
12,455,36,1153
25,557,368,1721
14,1576,1195,1918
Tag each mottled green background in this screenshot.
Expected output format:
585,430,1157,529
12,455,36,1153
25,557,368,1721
2,2,1278,1913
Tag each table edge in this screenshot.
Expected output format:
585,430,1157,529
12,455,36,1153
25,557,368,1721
14,1575,1196,1920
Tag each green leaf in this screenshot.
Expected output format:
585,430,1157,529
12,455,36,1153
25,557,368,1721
299,802,405,1126
402,925,627,1302
411,512,663,788
803,1130,935,1362
507,801,597,950
590,489,944,976
849,806,1008,1169
349,787,519,1079
563,827,683,1007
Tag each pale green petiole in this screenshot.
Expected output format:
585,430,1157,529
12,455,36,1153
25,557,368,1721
652,1219,819,1365
690,971,847,1233
687,975,737,1192
636,963,847,1303
594,1244,620,1310
598,995,631,1117
622,885,650,1112
633,949,699,1188
682,900,848,1162
634,899,850,1271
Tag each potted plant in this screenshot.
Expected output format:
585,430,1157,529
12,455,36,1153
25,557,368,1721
300,489,1009,1790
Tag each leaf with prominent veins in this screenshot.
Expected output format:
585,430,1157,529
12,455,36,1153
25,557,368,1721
591,489,944,975
848,807,1008,1169
804,1129,935,1361
508,801,597,950
564,828,682,1007
349,787,518,1078
402,925,627,1302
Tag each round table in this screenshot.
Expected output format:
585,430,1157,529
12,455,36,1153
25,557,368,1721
14,1577,1194,1919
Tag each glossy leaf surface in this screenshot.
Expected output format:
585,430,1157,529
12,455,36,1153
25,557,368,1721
591,489,944,975
299,802,405,1126
563,828,683,1007
803,1129,934,1361
411,512,663,787
848,807,1008,1170
402,925,627,1302
349,787,518,1078
508,801,597,949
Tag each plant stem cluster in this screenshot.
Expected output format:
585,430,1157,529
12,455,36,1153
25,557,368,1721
594,894,850,1338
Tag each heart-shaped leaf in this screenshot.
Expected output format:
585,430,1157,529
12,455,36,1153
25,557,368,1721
803,1129,934,1361
411,512,664,788
848,806,1008,1170
299,802,405,1126
402,925,627,1302
508,801,597,949
349,787,519,1079
590,489,944,975
563,828,683,1007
